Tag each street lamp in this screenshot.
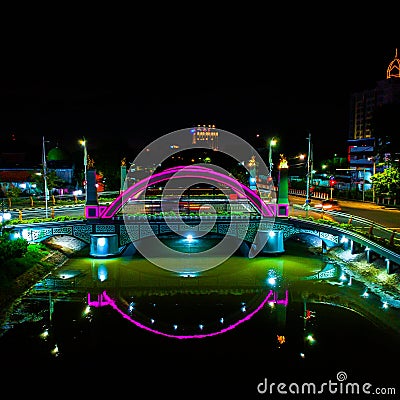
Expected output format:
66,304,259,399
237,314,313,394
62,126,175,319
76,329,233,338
368,157,376,203
79,137,88,199
268,138,278,177
304,132,313,208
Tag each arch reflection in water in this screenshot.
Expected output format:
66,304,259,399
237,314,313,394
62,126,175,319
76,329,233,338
87,289,288,339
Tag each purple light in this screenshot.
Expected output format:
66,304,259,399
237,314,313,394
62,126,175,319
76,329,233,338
101,165,274,218
88,289,288,339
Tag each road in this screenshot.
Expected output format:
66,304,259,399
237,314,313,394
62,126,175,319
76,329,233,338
289,195,400,230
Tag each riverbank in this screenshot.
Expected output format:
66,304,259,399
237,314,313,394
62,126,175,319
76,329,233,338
0,236,86,331
327,247,400,308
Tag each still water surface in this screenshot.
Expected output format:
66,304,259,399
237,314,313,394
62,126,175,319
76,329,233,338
1,239,399,397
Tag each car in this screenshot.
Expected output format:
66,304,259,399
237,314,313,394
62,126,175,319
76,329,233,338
314,199,342,211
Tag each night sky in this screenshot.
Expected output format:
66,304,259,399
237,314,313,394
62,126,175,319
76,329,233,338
0,22,397,167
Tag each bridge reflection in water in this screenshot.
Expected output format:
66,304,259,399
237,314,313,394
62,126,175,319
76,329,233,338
87,289,289,339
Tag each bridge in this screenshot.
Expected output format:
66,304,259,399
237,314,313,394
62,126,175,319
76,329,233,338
9,215,400,274
6,164,400,273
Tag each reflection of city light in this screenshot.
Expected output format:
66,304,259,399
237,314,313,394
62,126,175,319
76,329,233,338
382,302,389,309
267,269,278,286
98,264,108,282
179,272,198,278
306,334,316,344
51,344,59,356
40,329,49,339
83,306,91,316
268,277,276,286
362,290,369,298
277,335,286,345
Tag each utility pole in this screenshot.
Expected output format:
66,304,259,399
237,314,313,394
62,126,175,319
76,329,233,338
82,137,88,201
304,132,313,209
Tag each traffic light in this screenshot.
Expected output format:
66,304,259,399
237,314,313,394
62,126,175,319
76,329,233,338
329,176,336,187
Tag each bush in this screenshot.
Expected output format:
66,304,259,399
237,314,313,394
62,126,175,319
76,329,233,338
0,238,29,264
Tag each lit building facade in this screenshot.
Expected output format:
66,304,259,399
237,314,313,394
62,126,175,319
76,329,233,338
347,49,400,185
191,125,219,151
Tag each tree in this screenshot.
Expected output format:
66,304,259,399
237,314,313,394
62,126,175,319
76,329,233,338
31,170,67,194
372,103,400,165
370,166,400,200
6,185,21,208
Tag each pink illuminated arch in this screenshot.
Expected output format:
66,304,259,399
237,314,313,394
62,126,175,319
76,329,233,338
99,165,275,218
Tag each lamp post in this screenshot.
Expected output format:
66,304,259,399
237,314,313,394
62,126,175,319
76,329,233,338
42,136,49,218
362,167,366,202
80,137,88,200
304,132,313,208
368,157,376,203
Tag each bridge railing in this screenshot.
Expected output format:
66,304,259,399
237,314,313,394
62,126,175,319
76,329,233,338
290,203,400,249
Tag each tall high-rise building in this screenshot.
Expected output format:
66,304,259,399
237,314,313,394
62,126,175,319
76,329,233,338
347,49,400,179
349,49,400,141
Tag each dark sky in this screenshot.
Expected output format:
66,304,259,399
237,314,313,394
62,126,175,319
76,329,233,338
0,23,397,166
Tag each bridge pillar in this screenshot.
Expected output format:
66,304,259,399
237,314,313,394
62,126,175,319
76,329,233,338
350,240,362,254
85,169,100,219
386,258,399,274
341,237,350,251
365,248,374,263
258,230,285,255
90,234,120,257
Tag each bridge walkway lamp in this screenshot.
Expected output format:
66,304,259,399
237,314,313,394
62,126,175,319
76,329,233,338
79,138,88,201
268,138,278,178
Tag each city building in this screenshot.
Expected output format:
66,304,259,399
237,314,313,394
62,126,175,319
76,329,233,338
191,125,219,150
0,137,77,198
347,48,400,187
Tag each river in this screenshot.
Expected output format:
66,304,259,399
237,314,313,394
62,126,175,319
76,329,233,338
0,238,399,398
